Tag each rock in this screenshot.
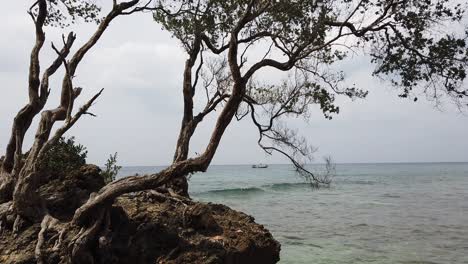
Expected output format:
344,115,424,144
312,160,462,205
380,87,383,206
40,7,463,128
0,165,280,264
187,203,220,232
111,194,281,264
39,164,105,220
162,176,190,197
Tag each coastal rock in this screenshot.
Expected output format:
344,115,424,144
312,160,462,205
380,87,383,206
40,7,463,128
39,164,105,219
0,165,281,264
110,193,281,264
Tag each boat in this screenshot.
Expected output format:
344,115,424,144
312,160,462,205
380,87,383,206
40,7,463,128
252,164,268,168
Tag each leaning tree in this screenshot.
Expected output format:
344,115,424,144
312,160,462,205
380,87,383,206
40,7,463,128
0,0,150,243
151,0,468,188
73,0,468,244
0,0,467,263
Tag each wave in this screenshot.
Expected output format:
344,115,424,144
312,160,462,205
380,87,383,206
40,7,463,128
351,223,369,228
381,193,401,198
197,182,311,196
197,187,265,196
401,261,441,264
264,179,377,191
195,178,379,197
264,182,311,191
282,235,305,240
336,180,377,185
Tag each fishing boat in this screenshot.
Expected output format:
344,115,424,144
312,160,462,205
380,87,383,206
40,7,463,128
252,164,268,168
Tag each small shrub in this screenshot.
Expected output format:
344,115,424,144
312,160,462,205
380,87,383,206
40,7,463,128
42,137,88,175
102,152,121,184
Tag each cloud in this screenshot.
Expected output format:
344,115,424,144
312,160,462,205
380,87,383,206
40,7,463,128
1,3,467,167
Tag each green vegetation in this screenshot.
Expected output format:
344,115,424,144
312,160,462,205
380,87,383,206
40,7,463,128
101,152,121,184
40,137,120,185
42,137,87,175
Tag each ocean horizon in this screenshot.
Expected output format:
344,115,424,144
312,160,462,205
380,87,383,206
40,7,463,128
116,161,468,168
117,163,468,263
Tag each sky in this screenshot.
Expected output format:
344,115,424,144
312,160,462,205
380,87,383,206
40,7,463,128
1,2,467,166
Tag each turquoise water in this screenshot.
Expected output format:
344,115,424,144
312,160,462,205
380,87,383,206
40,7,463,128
118,163,468,264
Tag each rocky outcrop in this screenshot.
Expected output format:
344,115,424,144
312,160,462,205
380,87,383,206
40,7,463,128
39,164,105,220
107,192,281,264
0,165,281,264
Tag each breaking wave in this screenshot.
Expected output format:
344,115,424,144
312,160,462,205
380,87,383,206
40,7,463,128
197,187,265,196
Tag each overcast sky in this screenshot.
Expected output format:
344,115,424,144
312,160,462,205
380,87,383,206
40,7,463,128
1,2,467,166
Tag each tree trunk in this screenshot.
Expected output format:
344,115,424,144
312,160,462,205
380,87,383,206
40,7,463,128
4,0,139,221
12,108,70,221
0,0,49,202
170,40,202,196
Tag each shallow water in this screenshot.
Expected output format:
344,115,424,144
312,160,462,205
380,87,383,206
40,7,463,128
118,163,468,264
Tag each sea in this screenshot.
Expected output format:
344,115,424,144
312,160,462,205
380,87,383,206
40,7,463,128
117,163,468,264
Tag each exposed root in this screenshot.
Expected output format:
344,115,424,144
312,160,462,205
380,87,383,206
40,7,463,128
35,214,60,264
68,207,107,264
53,227,67,251
147,189,192,205
0,177,14,204
13,215,28,235
0,201,13,233
167,188,191,202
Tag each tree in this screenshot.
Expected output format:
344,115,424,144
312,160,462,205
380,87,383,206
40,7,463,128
0,0,467,263
152,0,468,186
73,0,467,243
0,0,150,258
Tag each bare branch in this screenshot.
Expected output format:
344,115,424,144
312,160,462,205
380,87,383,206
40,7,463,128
39,88,104,159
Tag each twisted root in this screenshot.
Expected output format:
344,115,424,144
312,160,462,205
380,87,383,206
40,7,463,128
35,214,61,264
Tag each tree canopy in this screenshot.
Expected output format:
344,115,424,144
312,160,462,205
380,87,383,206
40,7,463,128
152,0,468,184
